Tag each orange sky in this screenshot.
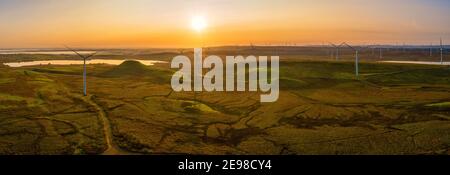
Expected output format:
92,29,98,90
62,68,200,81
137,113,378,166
0,0,449,48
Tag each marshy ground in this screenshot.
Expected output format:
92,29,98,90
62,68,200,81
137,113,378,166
0,48,449,155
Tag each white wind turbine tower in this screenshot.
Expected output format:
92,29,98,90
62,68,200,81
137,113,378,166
371,44,375,56
322,42,328,57
440,38,443,64
322,42,329,57
379,46,383,59
328,44,334,59
65,46,97,96
403,42,406,53
429,43,433,57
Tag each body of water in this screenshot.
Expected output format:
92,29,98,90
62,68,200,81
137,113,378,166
3,59,167,67
380,61,450,65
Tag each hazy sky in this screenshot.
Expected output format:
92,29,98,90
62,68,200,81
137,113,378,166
0,0,449,48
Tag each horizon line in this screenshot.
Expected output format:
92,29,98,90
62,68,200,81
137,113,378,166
1,44,450,51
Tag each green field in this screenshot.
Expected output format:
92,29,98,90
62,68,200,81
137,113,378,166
0,50,449,155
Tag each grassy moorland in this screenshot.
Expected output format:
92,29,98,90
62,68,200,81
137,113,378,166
0,49,449,155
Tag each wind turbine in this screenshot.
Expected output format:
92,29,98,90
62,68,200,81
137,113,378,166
429,43,433,57
319,42,326,57
65,46,97,96
329,42,344,61
440,38,443,64
322,42,328,57
342,43,369,77
328,44,334,59
371,45,375,56
250,43,255,50
402,42,406,53
379,46,383,59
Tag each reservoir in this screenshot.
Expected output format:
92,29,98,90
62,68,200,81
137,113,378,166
379,61,450,65
3,59,167,67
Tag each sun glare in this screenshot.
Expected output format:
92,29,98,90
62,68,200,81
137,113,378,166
191,16,207,32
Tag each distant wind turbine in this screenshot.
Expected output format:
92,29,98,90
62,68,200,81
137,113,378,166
440,38,443,64
371,45,375,56
379,46,383,59
322,42,328,57
403,42,406,53
250,43,255,50
65,46,97,96
342,43,369,77
429,43,433,57
329,42,345,61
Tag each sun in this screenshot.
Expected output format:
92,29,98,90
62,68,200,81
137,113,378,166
191,16,207,32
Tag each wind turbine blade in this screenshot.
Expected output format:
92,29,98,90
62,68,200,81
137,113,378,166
342,42,354,51
64,45,86,59
328,42,337,48
84,52,98,60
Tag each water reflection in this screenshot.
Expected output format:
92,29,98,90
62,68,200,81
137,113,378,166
3,59,167,67
380,61,449,65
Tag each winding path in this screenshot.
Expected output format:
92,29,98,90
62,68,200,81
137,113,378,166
83,95,132,155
